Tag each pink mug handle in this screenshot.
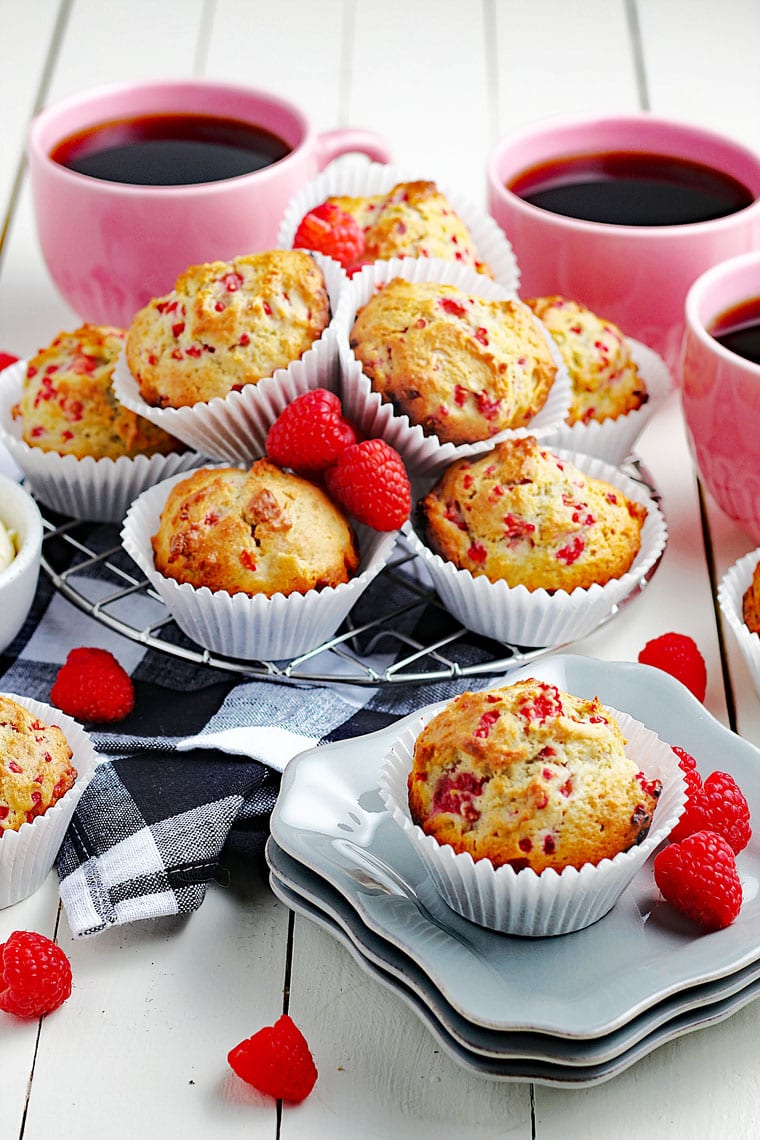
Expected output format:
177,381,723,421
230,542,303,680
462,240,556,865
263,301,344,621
315,127,392,169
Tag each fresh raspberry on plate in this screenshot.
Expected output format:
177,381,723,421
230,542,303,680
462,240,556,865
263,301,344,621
669,770,751,853
325,438,411,531
228,1014,318,1102
50,647,135,723
637,632,707,702
654,830,743,931
293,202,365,271
0,931,72,1018
0,352,19,372
266,388,357,475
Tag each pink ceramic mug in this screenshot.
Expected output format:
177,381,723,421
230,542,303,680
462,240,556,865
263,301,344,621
28,79,392,327
487,114,760,372
682,251,760,544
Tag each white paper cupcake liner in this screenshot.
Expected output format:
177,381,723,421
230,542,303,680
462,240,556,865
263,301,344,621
0,361,204,523
540,339,674,465
276,158,521,292
379,700,686,937
111,251,346,465
334,256,572,478
121,468,398,662
0,693,99,908
404,449,668,648
718,548,760,699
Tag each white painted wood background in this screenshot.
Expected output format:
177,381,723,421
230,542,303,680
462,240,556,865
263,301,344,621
1,2,760,1136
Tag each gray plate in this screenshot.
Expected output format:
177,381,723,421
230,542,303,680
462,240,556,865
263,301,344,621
270,653,760,1038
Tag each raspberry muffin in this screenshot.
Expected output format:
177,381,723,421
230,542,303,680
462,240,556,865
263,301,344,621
742,558,760,634
0,694,77,834
406,679,661,873
525,296,648,426
349,278,558,446
12,325,183,458
418,435,646,592
151,459,360,597
125,249,331,408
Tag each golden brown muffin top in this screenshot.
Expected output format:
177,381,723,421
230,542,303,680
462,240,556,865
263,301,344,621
0,695,77,834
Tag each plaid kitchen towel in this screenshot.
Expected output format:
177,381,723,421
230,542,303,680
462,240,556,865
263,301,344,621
0,516,508,938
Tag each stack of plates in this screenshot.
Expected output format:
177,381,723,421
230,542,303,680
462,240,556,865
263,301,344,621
267,655,760,1087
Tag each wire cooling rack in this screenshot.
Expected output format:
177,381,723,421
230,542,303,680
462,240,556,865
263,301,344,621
36,460,662,687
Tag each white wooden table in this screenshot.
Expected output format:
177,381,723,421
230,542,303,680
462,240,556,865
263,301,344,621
2,2,760,1136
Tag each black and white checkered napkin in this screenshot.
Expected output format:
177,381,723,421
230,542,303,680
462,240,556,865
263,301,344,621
0,517,505,937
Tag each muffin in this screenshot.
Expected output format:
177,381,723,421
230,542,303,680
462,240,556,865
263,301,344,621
742,559,760,634
406,679,662,873
152,458,360,597
0,694,77,834
349,278,558,446
125,249,331,408
318,180,493,275
418,435,647,592
12,324,183,458
524,296,648,426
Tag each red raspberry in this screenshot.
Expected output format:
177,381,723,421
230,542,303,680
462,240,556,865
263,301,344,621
293,202,365,270
671,744,703,801
228,1014,318,1102
0,931,72,1018
325,438,411,531
669,770,751,853
266,388,357,475
50,647,135,723
0,352,19,372
654,830,742,931
637,632,707,702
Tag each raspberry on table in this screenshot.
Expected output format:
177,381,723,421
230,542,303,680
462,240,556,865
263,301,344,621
0,930,72,1018
50,647,135,724
0,352,19,372
228,1013,318,1103
637,632,707,702
654,830,743,931
669,769,751,853
293,202,365,271
265,388,357,475
325,438,412,531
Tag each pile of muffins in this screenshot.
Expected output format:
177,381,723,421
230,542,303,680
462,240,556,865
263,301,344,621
0,161,672,664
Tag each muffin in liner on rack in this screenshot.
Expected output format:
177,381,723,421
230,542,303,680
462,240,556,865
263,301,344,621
379,679,686,936
112,250,345,466
277,160,520,289
405,438,667,647
718,548,760,699
0,356,202,523
121,464,397,662
0,692,98,908
334,256,571,477
525,297,674,465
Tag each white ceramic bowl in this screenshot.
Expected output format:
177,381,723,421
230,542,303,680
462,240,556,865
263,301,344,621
0,474,43,653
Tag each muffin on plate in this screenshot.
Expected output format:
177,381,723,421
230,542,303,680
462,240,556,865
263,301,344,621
742,558,760,634
406,679,661,873
0,694,77,834
151,459,360,597
349,278,558,446
12,324,184,458
524,296,648,426
125,249,331,409
418,435,646,592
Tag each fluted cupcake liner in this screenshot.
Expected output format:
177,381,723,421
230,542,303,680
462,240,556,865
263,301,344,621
334,256,572,478
540,339,674,465
404,448,668,648
111,251,346,466
379,698,686,937
0,693,99,909
718,548,760,700
0,361,204,523
121,468,398,662
276,158,521,292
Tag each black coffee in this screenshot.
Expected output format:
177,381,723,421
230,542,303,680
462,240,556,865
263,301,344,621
710,295,760,365
51,111,291,186
508,150,754,226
